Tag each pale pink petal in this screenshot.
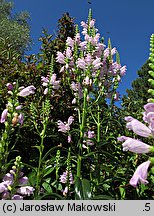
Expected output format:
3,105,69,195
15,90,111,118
126,119,152,137
129,161,150,187
122,138,151,153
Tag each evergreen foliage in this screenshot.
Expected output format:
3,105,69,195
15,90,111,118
0,0,31,55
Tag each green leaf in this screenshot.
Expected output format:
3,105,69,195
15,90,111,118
82,178,91,200
119,187,126,199
42,182,53,193
92,195,114,200
75,177,83,200
75,177,91,200
43,165,55,177
39,193,65,200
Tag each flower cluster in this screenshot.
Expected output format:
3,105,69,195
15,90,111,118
18,85,36,97
57,116,74,133
118,102,154,187
0,83,36,126
41,73,60,95
59,170,74,196
56,12,126,103
83,130,95,148
0,157,34,200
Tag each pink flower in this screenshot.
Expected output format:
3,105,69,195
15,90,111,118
85,54,92,65
0,109,8,123
81,21,88,28
129,160,151,187
119,136,151,153
120,65,127,76
17,186,35,196
144,103,154,112
57,116,74,133
19,85,36,97
18,113,24,126
83,76,91,85
79,41,87,51
56,51,65,64
72,98,76,104
63,186,69,196
71,82,78,91
114,92,120,101
66,47,72,58
12,195,23,200
41,76,49,86
92,57,102,70
0,182,7,193
6,83,13,91
93,33,100,44
59,171,74,184
67,116,74,125
50,74,60,90
111,48,116,55
125,116,152,137
76,58,86,70
68,135,72,143
3,173,14,185
75,33,80,43
66,37,74,48
15,105,22,110
89,19,95,27
19,176,29,185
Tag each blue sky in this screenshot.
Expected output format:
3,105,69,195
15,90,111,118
13,0,154,97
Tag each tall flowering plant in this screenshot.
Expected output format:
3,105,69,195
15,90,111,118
56,9,126,198
0,82,35,178
118,34,154,189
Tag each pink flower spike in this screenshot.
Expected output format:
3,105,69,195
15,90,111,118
19,85,36,97
129,160,150,187
0,109,8,123
122,138,151,153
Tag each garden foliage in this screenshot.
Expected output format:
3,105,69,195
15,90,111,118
0,7,154,200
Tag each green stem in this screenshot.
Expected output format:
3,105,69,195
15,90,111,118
97,105,101,185
35,129,45,196
77,88,87,179
77,155,82,178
